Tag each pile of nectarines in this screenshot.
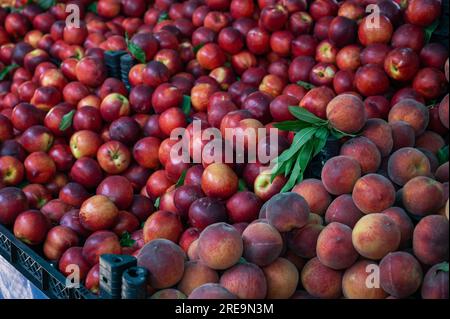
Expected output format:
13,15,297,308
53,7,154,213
0,0,449,299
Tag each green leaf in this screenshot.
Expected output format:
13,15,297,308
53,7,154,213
120,232,136,248
330,127,357,139
175,170,187,188
10,1,32,13
298,139,314,174
125,33,146,64
424,19,440,43
426,99,438,108
36,0,56,10
224,61,231,68
238,179,248,191
436,262,449,273
273,120,311,132
288,106,328,125
437,145,449,165
87,1,98,13
276,127,318,163
297,81,316,90
281,156,301,192
271,160,288,182
313,127,330,157
158,12,169,23
154,197,161,209
193,44,204,54
284,157,295,177
0,64,19,81
17,180,29,189
59,110,75,131
181,95,191,116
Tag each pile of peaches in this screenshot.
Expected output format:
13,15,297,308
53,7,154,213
0,0,449,299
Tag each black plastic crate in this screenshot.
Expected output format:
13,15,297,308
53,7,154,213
0,224,96,299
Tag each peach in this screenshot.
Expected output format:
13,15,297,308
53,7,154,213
390,121,416,151
197,222,243,270
321,155,361,195
326,94,367,134
177,261,219,296
382,207,414,248
263,258,299,299
287,223,324,259
254,170,287,202
388,99,430,136
307,213,323,225
413,215,449,265
388,147,431,186
301,257,343,299
201,163,238,199
187,238,199,261
79,195,119,231
265,192,310,232
82,231,121,265
415,131,445,155
292,179,331,215
137,239,186,289
421,262,449,299
379,252,423,298
299,86,335,119
242,220,283,267
316,222,359,270
362,118,393,157
343,259,388,299
419,148,440,173
352,213,401,260
352,174,396,214
284,250,306,274
143,210,183,244
150,289,186,299
220,262,267,299
340,137,381,174
402,176,444,216
435,162,449,183
325,195,364,228
188,283,237,299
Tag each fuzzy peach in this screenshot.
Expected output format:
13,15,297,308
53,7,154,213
352,213,401,260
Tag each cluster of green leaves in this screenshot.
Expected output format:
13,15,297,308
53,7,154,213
0,64,18,81
125,33,146,64
272,106,355,192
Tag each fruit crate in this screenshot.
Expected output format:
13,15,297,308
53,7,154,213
0,224,96,299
